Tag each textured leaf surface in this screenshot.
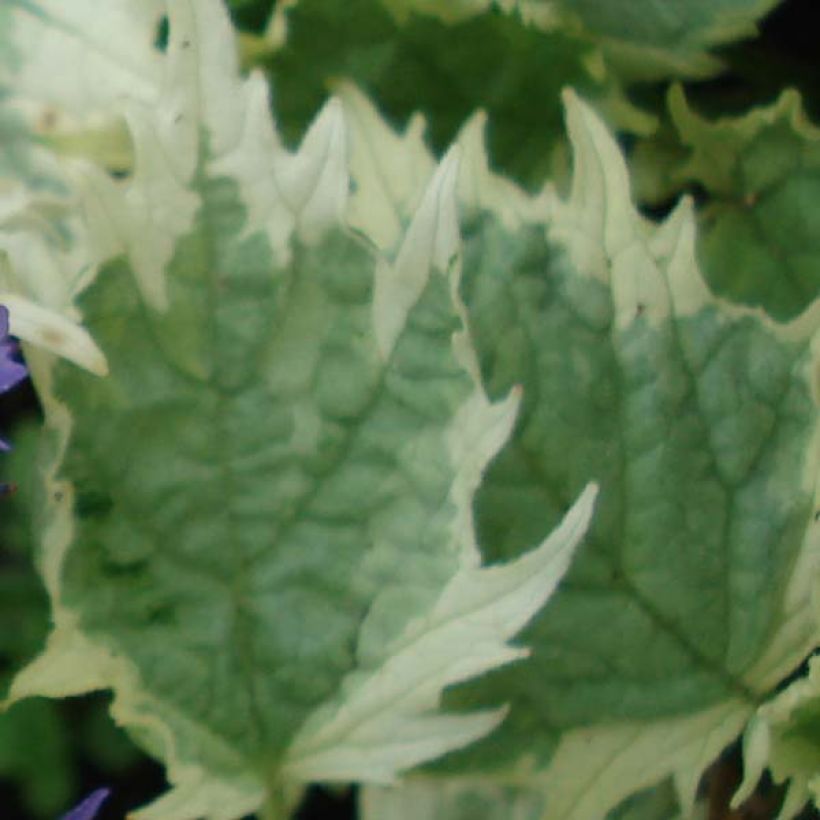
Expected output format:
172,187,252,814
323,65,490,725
9,2,597,817
360,91,820,819
669,86,820,322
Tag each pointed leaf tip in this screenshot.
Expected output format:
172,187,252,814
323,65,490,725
375,148,461,359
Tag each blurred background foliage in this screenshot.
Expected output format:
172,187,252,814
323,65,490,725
1,0,819,817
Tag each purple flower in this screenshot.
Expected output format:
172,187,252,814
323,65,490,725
60,788,111,820
0,304,27,453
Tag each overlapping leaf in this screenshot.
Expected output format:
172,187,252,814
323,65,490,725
347,86,820,820
668,86,820,322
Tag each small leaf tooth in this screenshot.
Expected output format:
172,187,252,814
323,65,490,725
374,149,461,360
454,109,490,208
447,386,521,566
564,90,635,250
296,97,350,238
561,90,671,326
273,97,347,218
163,0,244,171
455,109,537,227
283,484,595,785
1,293,108,375
609,241,670,329
210,72,295,258
120,104,199,310
552,90,608,282
339,80,434,249
732,714,769,808
658,197,713,318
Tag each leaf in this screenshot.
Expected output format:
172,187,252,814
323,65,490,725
733,654,820,818
374,0,784,79
8,2,598,818
360,90,820,818
542,0,785,79
668,85,820,322
267,0,608,190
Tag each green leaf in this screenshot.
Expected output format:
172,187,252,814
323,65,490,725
376,0,783,79
668,86,820,322
267,0,607,189
451,89,819,816
360,91,820,819
8,3,598,817
545,0,784,79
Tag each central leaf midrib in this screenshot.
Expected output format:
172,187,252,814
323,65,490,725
192,177,458,761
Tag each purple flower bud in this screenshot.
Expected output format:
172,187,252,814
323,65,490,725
60,788,111,820
0,305,27,393
0,304,27,454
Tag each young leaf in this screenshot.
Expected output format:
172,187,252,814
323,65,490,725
733,655,820,818
8,2,597,817
669,86,820,322
359,90,820,818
